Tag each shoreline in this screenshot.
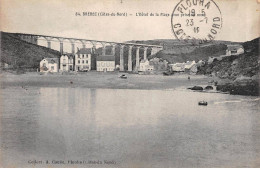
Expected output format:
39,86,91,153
1,71,258,96
0,71,211,90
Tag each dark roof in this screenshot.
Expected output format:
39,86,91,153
43,58,59,64
63,53,74,59
76,48,92,54
96,55,115,61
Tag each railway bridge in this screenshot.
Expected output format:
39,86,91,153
12,32,163,72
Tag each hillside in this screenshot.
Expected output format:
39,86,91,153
0,32,61,70
127,39,241,46
128,39,231,63
154,44,227,63
197,37,259,96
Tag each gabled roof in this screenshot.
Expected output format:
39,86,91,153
185,61,196,66
42,58,59,64
76,48,92,54
96,55,115,61
62,53,74,59
174,63,185,67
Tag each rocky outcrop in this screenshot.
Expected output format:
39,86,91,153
216,76,259,96
189,86,203,91
205,85,214,90
197,37,259,96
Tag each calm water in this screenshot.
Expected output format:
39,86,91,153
0,87,259,167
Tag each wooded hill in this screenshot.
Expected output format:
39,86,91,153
1,32,61,70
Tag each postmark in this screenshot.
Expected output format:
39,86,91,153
171,0,222,44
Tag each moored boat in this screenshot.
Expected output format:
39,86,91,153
119,74,127,79
198,101,208,106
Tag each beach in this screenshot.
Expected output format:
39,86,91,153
0,71,211,90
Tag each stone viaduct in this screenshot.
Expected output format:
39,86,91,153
12,32,163,72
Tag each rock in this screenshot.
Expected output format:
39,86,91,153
205,85,213,90
216,84,232,92
190,86,203,91
216,79,259,96
163,71,173,76
231,79,259,96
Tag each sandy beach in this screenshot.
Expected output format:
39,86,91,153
0,71,211,90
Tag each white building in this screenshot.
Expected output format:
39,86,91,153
184,61,196,70
139,59,154,72
208,55,227,64
226,45,244,56
40,58,59,72
170,63,185,72
60,53,74,72
197,60,205,67
96,55,115,72
190,64,198,73
75,48,92,71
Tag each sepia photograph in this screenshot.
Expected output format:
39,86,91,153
0,0,259,168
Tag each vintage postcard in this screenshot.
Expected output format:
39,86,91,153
0,0,259,168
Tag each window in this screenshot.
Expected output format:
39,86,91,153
51,66,54,70
78,60,80,64
86,60,88,64
63,59,66,63
82,54,84,58
82,60,84,64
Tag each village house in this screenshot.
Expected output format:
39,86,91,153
196,60,206,70
208,55,226,64
184,61,196,70
75,48,92,71
197,60,206,67
40,58,59,72
59,53,74,72
226,45,244,56
170,61,198,73
207,45,244,64
139,59,154,72
170,63,185,72
184,61,197,73
96,55,115,72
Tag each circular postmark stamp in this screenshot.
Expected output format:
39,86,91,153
171,0,222,44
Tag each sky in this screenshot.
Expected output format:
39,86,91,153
0,0,259,43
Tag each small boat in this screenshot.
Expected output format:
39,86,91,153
198,101,208,106
119,74,127,79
